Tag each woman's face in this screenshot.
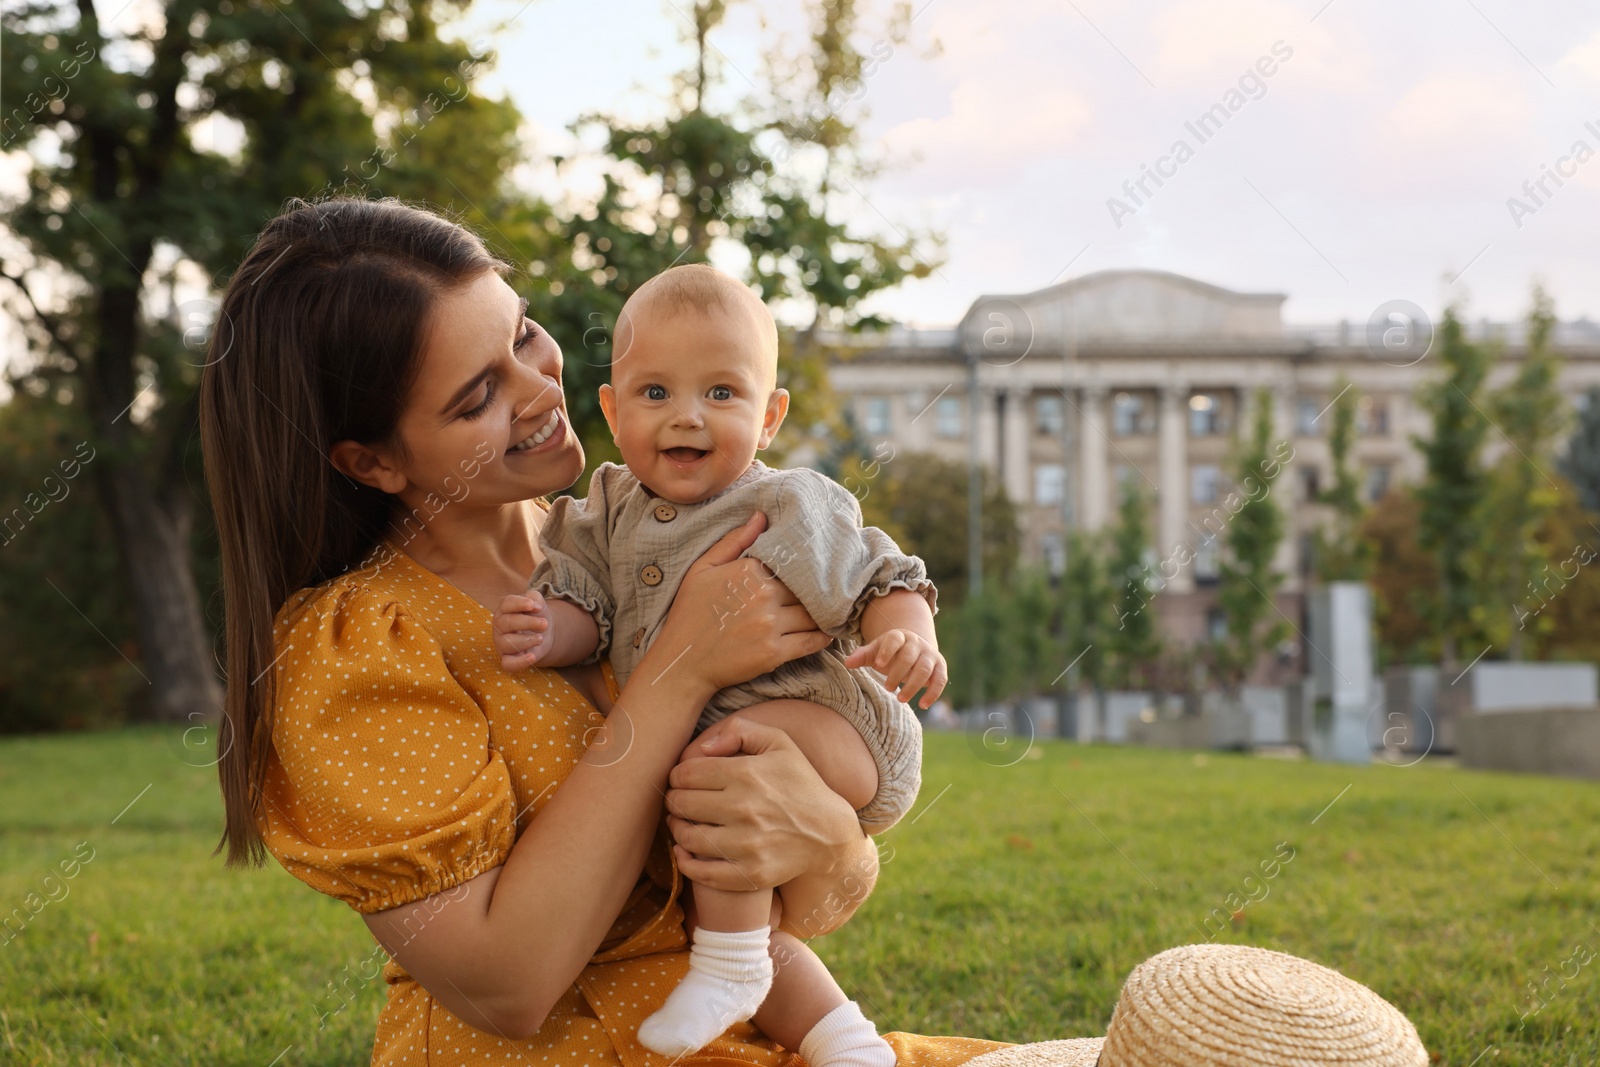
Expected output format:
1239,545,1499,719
339,269,585,512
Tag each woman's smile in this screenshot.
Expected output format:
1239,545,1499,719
507,408,565,455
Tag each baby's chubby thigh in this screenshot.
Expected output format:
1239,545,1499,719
679,700,879,818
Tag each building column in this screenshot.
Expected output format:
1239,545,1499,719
1079,384,1109,530
1158,384,1192,594
975,383,1000,482
1269,384,1299,589
1003,386,1032,506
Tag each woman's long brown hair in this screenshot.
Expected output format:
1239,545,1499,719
200,196,510,868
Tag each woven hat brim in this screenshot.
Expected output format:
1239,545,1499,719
964,1038,1105,1067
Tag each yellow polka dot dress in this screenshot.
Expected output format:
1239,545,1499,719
258,538,1017,1067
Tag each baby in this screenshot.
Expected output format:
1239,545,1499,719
491,264,947,1066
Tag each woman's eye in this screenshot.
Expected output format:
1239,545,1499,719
514,319,536,353
646,385,667,400
709,386,733,401
462,381,496,421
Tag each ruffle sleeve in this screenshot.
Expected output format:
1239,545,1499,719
528,465,623,664
257,580,518,915
748,468,937,638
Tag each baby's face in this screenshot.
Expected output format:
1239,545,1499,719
599,303,787,505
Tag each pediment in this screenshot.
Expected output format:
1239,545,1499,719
958,270,1286,355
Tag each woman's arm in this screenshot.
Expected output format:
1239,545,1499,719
664,716,884,940
363,513,832,1039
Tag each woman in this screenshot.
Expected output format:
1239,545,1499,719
199,196,1023,1065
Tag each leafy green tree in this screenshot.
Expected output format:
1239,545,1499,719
1558,385,1600,514
852,450,1019,605
1061,529,1110,692
1474,285,1567,659
1212,388,1289,691
0,391,141,733
1105,477,1162,689
1412,306,1494,665
0,0,541,721
1312,376,1370,582
549,0,938,464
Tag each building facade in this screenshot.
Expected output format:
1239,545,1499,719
826,269,1600,650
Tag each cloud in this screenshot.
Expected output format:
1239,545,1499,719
1557,27,1600,84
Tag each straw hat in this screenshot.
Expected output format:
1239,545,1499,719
965,944,1427,1067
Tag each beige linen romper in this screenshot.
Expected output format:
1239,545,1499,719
529,459,932,832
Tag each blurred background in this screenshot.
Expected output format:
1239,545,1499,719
5,0,1600,748
4,1,1600,1060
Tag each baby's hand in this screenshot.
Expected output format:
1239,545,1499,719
843,629,948,711
494,591,554,672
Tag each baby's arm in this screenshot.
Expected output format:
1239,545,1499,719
842,589,948,711
493,590,602,671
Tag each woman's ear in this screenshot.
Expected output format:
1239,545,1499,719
329,439,409,494
757,388,790,450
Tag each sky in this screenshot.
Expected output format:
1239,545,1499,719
7,0,1600,341
447,0,1600,330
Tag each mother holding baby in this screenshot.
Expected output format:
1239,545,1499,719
200,195,1021,1066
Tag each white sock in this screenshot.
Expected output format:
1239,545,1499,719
637,926,774,1056
797,1000,896,1067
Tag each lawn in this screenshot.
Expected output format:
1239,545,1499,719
1,725,1596,1064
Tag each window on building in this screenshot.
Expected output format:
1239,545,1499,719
1365,464,1391,502
936,395,963,438
1035,464,1066,506
1113,391,1150,436
864,396,890,436
1357,396,1390,436
1035,394,1065,436
1298,531,1317,577
1191,464,1221,505
1195,536,1221,584
1296,397,1323,436
1042,533,1066,578
1205,604,1227,638
1299,464,1321,503
1189,392,1224,435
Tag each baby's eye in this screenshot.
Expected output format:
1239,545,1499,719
709,385,733,401
646,384,667,400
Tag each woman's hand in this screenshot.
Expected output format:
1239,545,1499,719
643,512,832,698
663,715,862,892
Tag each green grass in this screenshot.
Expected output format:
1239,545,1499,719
1,726,1597,1064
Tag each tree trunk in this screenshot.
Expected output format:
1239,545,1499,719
94,458,222,723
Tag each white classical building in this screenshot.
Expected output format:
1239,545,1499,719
827,269,1600,648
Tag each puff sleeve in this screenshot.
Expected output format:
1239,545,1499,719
257,580,518,915
747,468,937,638
528,463,623,664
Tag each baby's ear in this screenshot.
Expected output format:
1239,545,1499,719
757,388,790,449
598,383,620,440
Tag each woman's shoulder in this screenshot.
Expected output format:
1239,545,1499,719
271,541,454,687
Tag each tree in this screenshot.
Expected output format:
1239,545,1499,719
1474,285,1567,659
1061,529,1110,731
1312,375,1370,582
548,0,939,461
1362,488,1440,667
1104,477,1162,689
1412,306,1494,665
1211,388,1289,691
851,450,1019,605
1558,385,1600,513
0,391,140,733
0,0,539,720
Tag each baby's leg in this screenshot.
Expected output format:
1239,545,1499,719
710,705,893,1065
756,931,892,1066
639,702,879,1058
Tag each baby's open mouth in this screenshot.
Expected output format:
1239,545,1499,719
662,447,709,463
